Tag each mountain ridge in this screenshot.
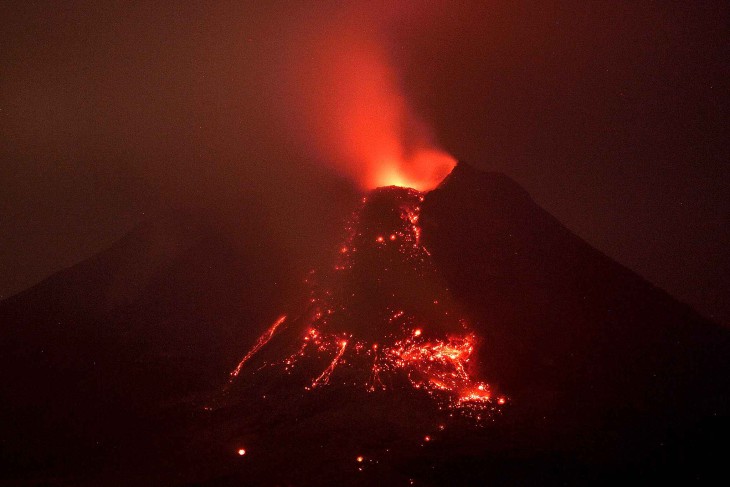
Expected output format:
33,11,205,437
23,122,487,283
1,162,727,485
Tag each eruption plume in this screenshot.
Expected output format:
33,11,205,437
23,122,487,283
280,8,456,191
211,8,501,463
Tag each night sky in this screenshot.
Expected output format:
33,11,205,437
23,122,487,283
1,1,728,324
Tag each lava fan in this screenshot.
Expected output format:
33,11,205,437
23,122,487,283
216,186,505,422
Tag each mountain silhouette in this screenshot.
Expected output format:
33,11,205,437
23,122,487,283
1,162,727,486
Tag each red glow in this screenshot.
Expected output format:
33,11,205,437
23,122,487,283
282,10,455,191
222,188,506,430
369,149,456,191
237,448,246,456
228,315,287,383
312,339,348,388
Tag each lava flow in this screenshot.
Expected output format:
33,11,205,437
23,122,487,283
219,185,505,422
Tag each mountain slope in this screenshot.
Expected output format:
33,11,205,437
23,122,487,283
423,162,730,478
0,162,727,485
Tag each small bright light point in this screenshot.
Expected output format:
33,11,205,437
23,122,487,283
237,448,246,456
424,435,431,442
498,397,506,405
376,236,385,243
356,455,364,462
389,234,397,241
478,384,485,391
414,329,422,337
340,246,348,253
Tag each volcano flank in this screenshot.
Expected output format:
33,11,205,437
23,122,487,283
217,185,501,425
1,163,728,486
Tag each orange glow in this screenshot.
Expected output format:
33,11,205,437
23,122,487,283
228,315,287,383
369,150,456,191
281,9,455,191
237,448,246,456
312,339,348,388
222,187,506,429
356,456,364,463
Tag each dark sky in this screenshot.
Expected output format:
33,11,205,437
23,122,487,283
1,1,728,324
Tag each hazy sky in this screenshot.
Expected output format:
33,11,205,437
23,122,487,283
1,1,727,323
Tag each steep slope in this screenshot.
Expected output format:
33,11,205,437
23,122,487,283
0,210,281,472
0,173,358,478
422,162,730,478
1,162,727,485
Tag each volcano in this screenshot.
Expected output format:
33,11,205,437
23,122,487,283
1,163,728,486
215,186,502,430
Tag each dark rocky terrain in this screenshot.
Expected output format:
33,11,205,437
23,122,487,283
1,162,728,486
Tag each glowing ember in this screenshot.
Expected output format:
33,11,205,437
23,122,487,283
222,187,505,428
356,456,364,463
311,340,348,388
237,448,246,456
228,315,287,383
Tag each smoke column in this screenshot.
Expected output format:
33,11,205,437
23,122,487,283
278,7,455,191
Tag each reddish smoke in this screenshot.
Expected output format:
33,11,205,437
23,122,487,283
280,9,455,191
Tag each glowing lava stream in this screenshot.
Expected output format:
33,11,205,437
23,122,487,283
228,315,287,383
311,340,348,388
223,186,506,421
